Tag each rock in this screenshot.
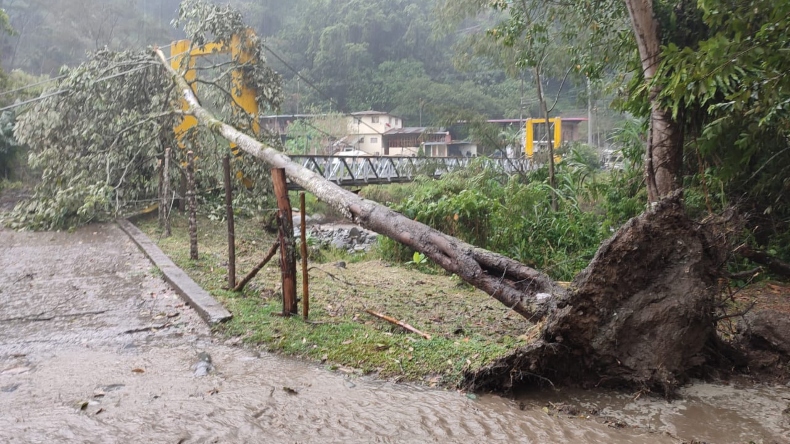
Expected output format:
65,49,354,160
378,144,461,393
738,310,790,356
311,213,326,224
192,351,214,377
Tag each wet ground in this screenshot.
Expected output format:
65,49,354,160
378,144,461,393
1,223,789,443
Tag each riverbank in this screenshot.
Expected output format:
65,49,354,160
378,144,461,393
135,213,531,387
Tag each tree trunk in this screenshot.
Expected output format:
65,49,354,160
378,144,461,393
186,150,198,260
624,0,684,202
535,66,557,211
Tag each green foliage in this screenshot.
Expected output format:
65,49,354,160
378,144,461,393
7,1,283,230
378,160,608,280
651,0,790,257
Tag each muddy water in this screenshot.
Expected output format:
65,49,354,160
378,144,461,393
1,224,788,443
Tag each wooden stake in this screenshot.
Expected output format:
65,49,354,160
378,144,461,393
300,192,309,320
163,147,172,237
223,155,236,289
365,309,431,340
186,150,198,260
233,242,279,292
272,168,297,315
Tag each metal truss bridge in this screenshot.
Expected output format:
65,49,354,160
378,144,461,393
286,155,535,189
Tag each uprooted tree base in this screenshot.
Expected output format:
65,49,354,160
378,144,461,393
464,194,732,395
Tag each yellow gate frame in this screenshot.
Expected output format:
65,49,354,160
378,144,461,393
170,29,260,155
524,117,562,159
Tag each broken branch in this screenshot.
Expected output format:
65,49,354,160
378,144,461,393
233,242,279,292
365,309,431,340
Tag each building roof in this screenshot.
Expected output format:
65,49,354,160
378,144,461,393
384,127,448,136
350,110,393,116
261,114,320,120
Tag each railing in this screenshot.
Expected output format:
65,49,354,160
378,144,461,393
286,155,536,189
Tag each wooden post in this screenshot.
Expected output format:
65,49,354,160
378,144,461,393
186,150,198,260
162,147,172,237
233,242,279,292
223,155,236,289
158,151,165,229
300,192,309,320
272,168,297,315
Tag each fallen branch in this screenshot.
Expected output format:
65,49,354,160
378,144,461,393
233,242,279,292
365,309,431,340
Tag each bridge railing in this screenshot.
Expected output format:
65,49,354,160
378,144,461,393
287,155,537,188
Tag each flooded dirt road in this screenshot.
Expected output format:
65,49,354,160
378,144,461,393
1,224,788,443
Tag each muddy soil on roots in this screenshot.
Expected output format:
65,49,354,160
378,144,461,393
465,196,749,394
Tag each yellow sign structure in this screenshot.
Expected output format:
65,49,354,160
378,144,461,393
170,29,260,157
524,117,562,159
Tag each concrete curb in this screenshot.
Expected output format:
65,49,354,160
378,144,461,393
117,219,233,326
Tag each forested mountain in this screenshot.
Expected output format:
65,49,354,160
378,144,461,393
1,0,589,127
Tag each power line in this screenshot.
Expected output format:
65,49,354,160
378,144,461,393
0,50,179,114
261,43,383,135
0,75,67,98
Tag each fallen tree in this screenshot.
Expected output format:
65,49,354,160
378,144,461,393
154,48,730,394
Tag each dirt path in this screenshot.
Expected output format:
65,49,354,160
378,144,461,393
0,223,680,443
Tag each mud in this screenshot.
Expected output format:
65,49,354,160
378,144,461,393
1,223,789,443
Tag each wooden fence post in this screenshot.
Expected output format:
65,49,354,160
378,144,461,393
223,155,236,289
300,192,309,320
186,150,198,260
271,168,297,315
161,147,172,237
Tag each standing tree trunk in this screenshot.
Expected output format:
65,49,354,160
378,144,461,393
624,0,684,202
535,66,558,211
186,150,198,260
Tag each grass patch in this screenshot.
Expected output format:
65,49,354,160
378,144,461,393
136,212,532,387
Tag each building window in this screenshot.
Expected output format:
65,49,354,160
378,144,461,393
388,117,392,124
371,137,378,144
372,116,379,123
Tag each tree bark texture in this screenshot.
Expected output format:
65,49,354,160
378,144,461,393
186,150,198,260
624,0,684,202
223,155,236,289
272,168,298,316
